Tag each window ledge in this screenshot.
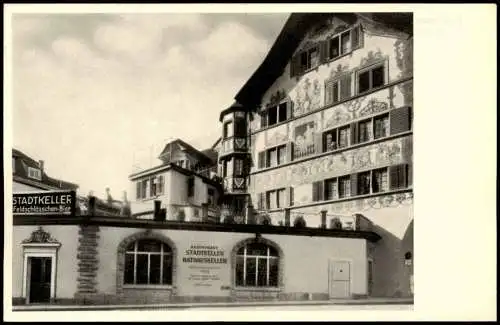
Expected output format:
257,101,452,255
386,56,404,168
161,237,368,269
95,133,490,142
277,187,413,212
233,287,281,292
122,285,173,290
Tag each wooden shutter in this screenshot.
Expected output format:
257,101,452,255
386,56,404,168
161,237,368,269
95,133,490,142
286,142,294,163
286,99,294,119
258,151,266,169
136,181,141,199
389,164,408,189
339,73,352,100
350,122,358,145
351,24,363,50
350,173,358,197
314,132,323,154
390,106,412,135
289,187,294,206
319,40,328,63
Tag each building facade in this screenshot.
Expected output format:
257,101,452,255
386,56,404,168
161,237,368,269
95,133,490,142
11,13,413,306
219,13,413,297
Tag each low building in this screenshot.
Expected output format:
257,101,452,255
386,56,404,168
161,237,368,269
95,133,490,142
128,139,222,222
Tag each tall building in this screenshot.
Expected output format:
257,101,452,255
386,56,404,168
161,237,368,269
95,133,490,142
218,12,413,297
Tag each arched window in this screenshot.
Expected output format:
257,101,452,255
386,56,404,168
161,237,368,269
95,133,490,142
124,239,173,285
235,242,279,287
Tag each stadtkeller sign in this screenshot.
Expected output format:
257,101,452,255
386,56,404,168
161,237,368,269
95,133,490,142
13,190,76,215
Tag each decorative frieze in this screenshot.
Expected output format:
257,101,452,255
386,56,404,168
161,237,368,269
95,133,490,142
253,136,411,191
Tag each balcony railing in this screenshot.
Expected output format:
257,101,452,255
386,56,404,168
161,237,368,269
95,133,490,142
293,144,315,160
223,176,247,193
220,137,248,156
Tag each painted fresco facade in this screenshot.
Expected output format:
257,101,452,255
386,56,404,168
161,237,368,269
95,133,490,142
230,13,414,297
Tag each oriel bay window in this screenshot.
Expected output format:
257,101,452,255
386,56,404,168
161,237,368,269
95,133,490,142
124,239,173,286
235,243,279,287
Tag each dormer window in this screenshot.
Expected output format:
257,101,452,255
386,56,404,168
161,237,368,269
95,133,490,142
28,167,42,181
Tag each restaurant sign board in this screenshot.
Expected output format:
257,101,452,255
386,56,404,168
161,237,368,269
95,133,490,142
13,190,76,216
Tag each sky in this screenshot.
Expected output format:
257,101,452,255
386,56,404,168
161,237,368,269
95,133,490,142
10,12,289,199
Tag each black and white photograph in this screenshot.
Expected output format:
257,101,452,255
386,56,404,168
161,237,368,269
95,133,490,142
3,3,496,322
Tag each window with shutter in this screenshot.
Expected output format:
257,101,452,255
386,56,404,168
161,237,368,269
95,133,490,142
351,25,363,50
286,142,294,163
319,40,328,63
234,118,247,137
390,106,412,135
289,187,294,207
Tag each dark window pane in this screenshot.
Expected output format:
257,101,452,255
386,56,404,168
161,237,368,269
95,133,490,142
374,114,389,139
136,254,149,284
268,106,277,126
372,66,385,88
237,246,245,255
269,258,279,287
162,243,172,254
150,254,161,284
162,255,173,285
245,257,257,286
278,146,286,165
278,103,287,122
124,254,135,284
358,70,370,94
137,240,161,252
329,37,339,58
235,256,244,286
268,246,279,257
257,258,268,287
358,120,371,143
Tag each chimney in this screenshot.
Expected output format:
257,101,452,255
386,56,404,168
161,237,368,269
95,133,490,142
38,160,44,172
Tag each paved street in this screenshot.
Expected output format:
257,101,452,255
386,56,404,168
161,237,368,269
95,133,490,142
182,304,413,311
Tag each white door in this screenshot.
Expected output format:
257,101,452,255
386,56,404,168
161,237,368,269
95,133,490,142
329,260,351,299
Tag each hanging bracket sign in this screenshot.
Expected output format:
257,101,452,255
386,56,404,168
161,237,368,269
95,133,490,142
13,190,76,216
